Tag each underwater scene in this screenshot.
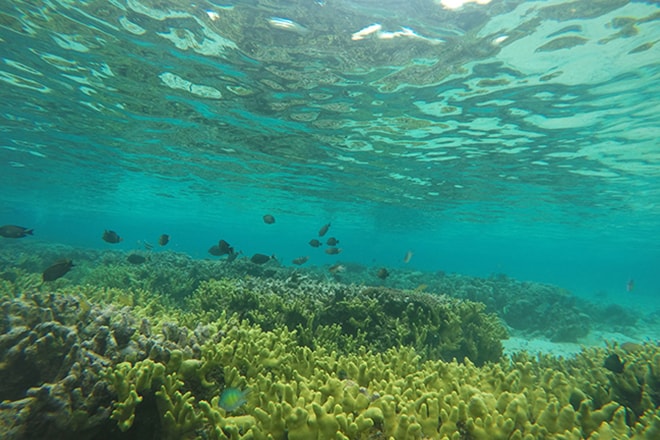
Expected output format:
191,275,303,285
1,0,659,439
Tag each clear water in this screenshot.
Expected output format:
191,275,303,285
1,0,659,309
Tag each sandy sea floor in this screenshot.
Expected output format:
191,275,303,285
503,325,659,358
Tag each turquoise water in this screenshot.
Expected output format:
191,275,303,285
1,0,659,309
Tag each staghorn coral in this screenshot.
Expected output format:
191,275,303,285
102,323,660,440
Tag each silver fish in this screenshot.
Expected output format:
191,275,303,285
268,17,309,35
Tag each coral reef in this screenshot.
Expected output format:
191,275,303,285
1,241,659,439
347,270,611,343
184,277,507,365
1,278,660,440
100,330,660,440
0,241,649,344
0,284,220,439
0,291,115,439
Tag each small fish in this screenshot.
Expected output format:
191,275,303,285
208,245,223,256
139,240,154,251
263,214,276,224
218,387,249,412
403,250,414,263
250,253,273,264
127,254,147,264
159,234,170,246
209,240,236,261
626,279,634,292
218,239,234,255
267,17,309,35
42,259,74,282
603,353,625,374
292,256,309,265
226,250,240,262
325,247,342,255
0,225,33,238
328,263,345,273
318,223,331,237
309,239,322,248
326,237,339,246
102,230,123,244
376,268,389,280
209,241,236,258
351,23,382,41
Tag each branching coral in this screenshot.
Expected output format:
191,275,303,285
100,314,660,440
186,278,506,365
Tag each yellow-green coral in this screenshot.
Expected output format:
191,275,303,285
106,359,166,431
103,311,660,440
185,278,506,365
6,268,654,440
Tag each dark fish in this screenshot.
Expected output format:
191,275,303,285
42,259,74,282
328,263,345,273
263,214,276,224
218,239,234,255
208,245,222,256
292,256,309,265
159,234,170,246
0,225,33,238
250,253,273,264
603,353,625,374
376,268,389,280
210,240,234,257
226,250,239,262
127,254,147,264
318,222,331,237
102,230,122,244
326,237,339,246
309,239,322,248
325,247,342,255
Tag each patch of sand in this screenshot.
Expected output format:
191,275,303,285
503,329,657,359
